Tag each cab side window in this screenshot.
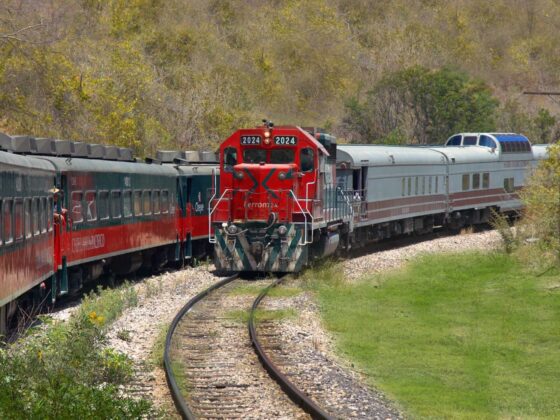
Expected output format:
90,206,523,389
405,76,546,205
300,148,314,172
224,147,238,172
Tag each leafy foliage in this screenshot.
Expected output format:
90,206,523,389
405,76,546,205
0,283,153,419
1,0,560,152
343,66,499,144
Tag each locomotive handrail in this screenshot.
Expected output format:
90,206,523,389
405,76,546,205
208,188,234,243
288,189,313,245
304,168,318,214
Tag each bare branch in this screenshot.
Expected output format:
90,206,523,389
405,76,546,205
0,21,44,43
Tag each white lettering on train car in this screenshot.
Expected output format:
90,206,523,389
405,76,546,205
72,234,106,252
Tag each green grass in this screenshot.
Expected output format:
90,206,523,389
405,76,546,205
313,252,560,419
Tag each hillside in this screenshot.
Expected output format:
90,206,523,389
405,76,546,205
1,0,559,154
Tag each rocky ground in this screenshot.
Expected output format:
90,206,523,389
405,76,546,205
342,229,502,280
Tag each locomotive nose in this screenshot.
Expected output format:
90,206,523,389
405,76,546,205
231,163,297,222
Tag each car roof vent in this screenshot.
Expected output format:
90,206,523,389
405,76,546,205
200,151,217,163
181,151,200,162
0,133,12,151
104,145,119,160
71,142,89,157
31,138,56,154
11,135,33,153
118,147,134,161
53,140,72,156
156,150,180,163
87,144,104,159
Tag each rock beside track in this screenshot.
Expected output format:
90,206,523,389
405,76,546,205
104,265,219,415
343,229,502,281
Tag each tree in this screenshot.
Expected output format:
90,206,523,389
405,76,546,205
342,66,499,144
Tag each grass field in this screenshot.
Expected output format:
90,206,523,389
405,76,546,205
310,252,560,418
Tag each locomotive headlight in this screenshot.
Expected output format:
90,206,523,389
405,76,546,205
264,130,271,138
278,225,288,236
234,171,244,179
227,224,238,235
278,171,286,180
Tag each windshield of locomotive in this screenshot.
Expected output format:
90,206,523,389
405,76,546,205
243,148,294,164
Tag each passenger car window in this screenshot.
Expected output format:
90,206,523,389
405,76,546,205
24,198,31,238
472,173,480,189
462,174,470,191
3,199,13,244
32,197,40,235
153,190,161,214
482,173,490,188
300,148,314,172
133,190,142,216
111,191,121,218
71,192,84,224
85,191,97,221
143,190,152,215
463,136,477,146
479,135,496,148
98,191,109,220
243,149,266,163
15,199,23,240
447,135,462,146
504,177,515,193
161,190,169,214
40,197,47,233
47,197,53,232
123,190,132,217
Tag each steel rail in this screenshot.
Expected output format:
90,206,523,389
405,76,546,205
163,274,238,420
248,276,334,420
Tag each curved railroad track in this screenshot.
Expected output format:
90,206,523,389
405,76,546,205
164,271,401,419
163,274,310,419
248,276,332,420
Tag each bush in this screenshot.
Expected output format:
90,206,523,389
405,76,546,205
0,284,154,419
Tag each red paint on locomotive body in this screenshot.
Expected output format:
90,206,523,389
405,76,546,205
214,126,327,224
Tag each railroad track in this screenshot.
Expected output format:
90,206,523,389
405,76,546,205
165,272,401,419
163,274,310,419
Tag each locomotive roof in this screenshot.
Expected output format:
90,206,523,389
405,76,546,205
0,150,55,172
35,156,177,176
336,144,445,167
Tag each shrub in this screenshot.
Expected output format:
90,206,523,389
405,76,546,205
0,284,154,419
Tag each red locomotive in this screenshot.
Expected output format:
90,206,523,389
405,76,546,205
211,122,352,272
